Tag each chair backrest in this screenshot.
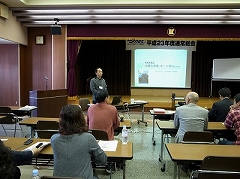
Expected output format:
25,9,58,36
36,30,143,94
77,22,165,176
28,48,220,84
181,131,214,144
178,101,186,106
197,171,240,179
0,106,16,124
41,176,83,179
154,113,173,120
89,129,109,140
111,96,122,105
0,106,12,113
36,120,59,139
79,98,90,111
201,156,240,171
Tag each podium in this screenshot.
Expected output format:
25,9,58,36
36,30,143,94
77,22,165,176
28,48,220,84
29,89,68,117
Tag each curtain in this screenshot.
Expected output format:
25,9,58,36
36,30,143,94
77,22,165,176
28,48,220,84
193,41,240,97
76,40,131,96
67,40,80,97
76,40,240,97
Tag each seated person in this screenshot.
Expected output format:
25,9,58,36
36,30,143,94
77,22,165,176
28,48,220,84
87,89,120,140
174,91,208,143
219,93,240,145
51,105,107,178
0,140,43,179
208,87,233,122
174,92,209,172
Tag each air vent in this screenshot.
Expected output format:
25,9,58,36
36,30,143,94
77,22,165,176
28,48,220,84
0,3,8,19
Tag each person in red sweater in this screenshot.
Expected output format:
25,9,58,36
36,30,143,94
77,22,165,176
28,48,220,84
87,89,120,140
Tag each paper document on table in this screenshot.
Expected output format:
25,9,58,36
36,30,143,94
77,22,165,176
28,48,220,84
22,142,50,151
0,139,8,141
153,108,166,113
19,105,37,111
166,110,175,114
98,140,118,151
134,100,147,104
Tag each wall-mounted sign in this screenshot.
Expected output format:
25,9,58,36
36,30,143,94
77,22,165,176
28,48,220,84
167,27,176,36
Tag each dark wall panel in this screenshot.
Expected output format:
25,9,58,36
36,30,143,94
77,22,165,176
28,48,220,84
27,27,53,91
0,44,18,106
20,44,28,106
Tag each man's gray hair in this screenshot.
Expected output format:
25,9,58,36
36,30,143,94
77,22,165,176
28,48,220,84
187,92,199,103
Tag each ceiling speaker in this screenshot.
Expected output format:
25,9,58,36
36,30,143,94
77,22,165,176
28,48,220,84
50,24,62,35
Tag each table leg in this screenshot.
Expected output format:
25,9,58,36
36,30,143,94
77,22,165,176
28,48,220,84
152,115,156,145
173,162,177,179
29,111,32,117
122,160,126,179
137,104,147,126
177,164,180,179
159,129,164,161
30,126,35,138
159,130,166,172
161,130,164,159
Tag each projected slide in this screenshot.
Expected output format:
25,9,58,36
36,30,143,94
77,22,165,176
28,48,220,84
134,49,188,88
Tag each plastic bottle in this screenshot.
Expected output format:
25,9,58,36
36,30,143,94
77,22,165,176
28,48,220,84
31,169,41,179
122,125,128,144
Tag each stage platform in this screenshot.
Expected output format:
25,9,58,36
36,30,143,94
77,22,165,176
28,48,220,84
69,95,219,111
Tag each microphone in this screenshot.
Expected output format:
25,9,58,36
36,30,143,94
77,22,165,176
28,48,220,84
45,76,48,90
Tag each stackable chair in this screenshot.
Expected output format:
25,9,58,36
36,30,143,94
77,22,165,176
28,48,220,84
180,131,214,173
79,98,90,114
197,172,240,179
89,129,116,178
89,129,109,140
181,131,214,144
34,120,59,166
156,114,175,143
36,120,59,139
191,156,240,179
0,106,23,137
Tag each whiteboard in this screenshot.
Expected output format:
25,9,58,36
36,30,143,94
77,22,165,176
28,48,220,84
212,58,240,81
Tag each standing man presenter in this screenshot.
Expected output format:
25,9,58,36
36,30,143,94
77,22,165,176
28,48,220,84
90,68,107,104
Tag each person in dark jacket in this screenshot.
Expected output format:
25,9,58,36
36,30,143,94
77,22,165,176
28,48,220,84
0,140,43,179
208,87,233,122
90,68,107,104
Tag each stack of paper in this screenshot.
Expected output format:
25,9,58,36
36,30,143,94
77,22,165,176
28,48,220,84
22,141,50,151
153,108,166,113
19,105,37,111
0,139,8,141
133,100,147,104
98,140,118,151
